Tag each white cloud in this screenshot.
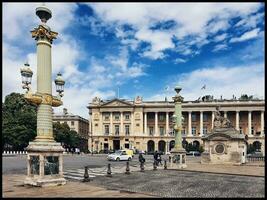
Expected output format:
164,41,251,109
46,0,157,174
155,63,264,101
212,44,228,52
213,33,228,42
174,58,187,64
86,3,263,60
229,28,260,43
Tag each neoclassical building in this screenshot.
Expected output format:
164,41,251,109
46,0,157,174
87,96,265,155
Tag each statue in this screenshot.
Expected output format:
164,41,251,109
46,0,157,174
213,106,233,129
134,96,142,104
92,97,101,104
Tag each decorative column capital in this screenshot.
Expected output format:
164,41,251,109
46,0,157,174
31,25,58,44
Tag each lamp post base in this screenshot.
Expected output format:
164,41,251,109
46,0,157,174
24,141,66,187
170,148,187,169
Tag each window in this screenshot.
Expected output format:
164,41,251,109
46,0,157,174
104,125,109,135
125,125,130,135
115,125,120,135
203,127,208,135
160,127,164,136
95,123,98,127
203,113,208,122
251,126,254,135
136,123,140,127
115,114,120,121
149,127,154,135
125,139,129,141
182,127,186,135
71,121,74,126
104,114,109,121
192,114,197,122
104,138,108,141
192,127,196,135
125,114,130,120
239,127,243,134
159,114,165,121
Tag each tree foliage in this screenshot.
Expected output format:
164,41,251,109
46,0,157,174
2,93,37,151
2,92,86,152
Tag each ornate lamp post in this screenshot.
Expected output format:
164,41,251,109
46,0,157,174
22,4,66,186
170,86,187,169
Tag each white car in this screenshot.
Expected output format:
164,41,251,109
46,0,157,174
107,151,132,161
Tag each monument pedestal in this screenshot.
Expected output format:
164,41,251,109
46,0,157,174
24,140,67,187
170,148,187,169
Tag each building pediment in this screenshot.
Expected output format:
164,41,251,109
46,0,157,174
101,98,133,107
202,131,245,141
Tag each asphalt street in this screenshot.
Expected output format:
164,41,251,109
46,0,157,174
3,154,198,174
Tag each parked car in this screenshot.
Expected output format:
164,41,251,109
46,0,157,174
186,151,201,156
107,150,132,161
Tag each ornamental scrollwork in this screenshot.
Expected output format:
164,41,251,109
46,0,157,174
31,25,58,44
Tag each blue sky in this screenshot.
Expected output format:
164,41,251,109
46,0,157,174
3,3,265,118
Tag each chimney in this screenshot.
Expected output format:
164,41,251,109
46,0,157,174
63,108,68,115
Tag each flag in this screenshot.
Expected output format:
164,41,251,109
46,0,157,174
165,86,170,91
201,85,206,90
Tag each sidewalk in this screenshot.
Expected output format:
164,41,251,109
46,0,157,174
168,162,265,177
3,174,155,198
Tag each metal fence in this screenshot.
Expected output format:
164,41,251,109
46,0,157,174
246,155,265,162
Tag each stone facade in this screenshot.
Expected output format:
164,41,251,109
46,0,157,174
87,97,265,155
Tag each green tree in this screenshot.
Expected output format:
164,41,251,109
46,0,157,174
2,93,37,151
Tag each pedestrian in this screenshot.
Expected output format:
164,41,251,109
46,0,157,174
153,151,159,166
157,153,162,165
139,152,145,163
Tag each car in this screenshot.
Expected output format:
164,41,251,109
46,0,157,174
107,150,132,161
186,151,201,156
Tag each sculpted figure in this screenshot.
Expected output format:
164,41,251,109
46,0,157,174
213,106,233,128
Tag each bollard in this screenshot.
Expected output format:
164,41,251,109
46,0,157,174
153,161,157,170
106,163,112,177
140,161,145,172
83,166,90,182
164,160,167,170
125,161,130,174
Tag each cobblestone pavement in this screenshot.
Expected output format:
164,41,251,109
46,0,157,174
91,169,265,198
3,174,155,198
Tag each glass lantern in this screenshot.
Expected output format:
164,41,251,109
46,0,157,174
54,72,65,97
20,63,33,90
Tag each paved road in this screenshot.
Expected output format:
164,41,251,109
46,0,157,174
92,170,265,198
2,154,200,174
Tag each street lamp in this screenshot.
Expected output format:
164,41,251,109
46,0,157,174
23,4,66,187
55,72,65,97
170,85,187,169
20,63,33,92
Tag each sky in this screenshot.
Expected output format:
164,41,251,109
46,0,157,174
2,2,265,119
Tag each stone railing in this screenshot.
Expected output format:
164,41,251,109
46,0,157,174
2,151,27,155
246,155,265,162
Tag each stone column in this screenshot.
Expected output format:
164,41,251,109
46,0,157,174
155,112,158,135
166,112,169,135
199,111,203,136
224,111,227,118
59,155,63,176
39,155,44,178
261,111,264,136
120,112,123,135
248,111,252,136
99,112,103,135
188,111,192,136
236,111,240,131
131,112,134,135
110,112,113,135
211,111,215,129
144,112,147,135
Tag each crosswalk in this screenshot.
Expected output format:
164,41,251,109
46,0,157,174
64,163,155,181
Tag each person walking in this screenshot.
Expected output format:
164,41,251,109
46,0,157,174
154,151,159,166
139,152,145,163
157,153,162,165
